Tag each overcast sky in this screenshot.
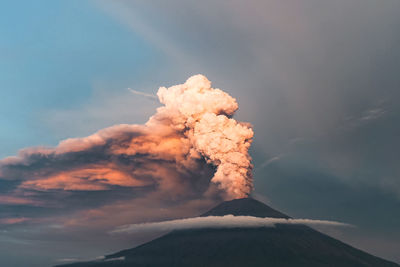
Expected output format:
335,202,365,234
1,1,400,266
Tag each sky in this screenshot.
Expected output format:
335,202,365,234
1,0,400,266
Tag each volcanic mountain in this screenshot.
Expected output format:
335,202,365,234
56,198,399,267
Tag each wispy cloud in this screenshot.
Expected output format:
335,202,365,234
340,100,388,131
55,258,80,263
0,217,30,225
127,88,157,100
0,196,42,206
55,255,122,264
257,154,284,170
111,215,352,234
359,107,386,122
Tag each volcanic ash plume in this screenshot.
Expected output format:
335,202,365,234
150,75,254,198
0,75,253,200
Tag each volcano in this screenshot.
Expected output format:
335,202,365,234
56,198,399,267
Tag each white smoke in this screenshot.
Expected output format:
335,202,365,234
111,215,352,234
148,75,254,198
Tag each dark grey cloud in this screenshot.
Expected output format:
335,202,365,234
254,157,400,262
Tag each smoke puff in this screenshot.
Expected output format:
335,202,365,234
0,75,253,199
151,75,254,198
111,215,352,234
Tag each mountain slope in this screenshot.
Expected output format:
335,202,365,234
56,198,399,267
201,197,290,218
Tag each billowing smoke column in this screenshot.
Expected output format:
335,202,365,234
0,75,253,200
150,75,254,198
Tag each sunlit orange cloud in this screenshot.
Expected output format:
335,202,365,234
0,196,41,206
0,217,29,225
109,129,198,169
20,165,151,191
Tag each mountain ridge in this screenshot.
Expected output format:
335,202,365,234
55,198,399,267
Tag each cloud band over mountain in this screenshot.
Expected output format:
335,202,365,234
112,215,352,234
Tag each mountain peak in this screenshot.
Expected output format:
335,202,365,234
201,197,290,219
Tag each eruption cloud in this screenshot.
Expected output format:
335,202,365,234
151,75,254,198
0,75,253,199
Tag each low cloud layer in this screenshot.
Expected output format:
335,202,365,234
112,215,351,234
